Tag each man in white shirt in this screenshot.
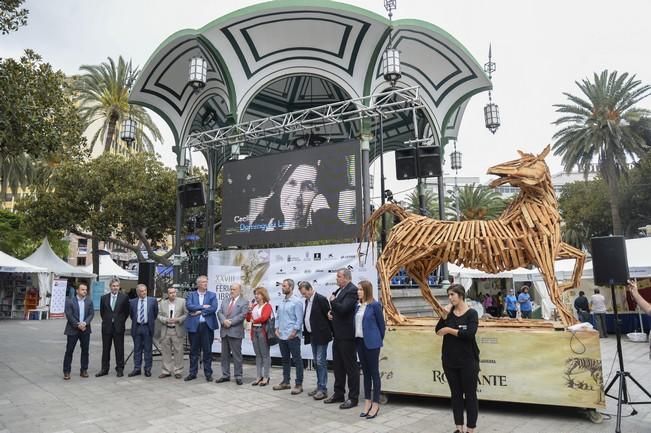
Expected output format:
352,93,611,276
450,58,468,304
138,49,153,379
590,288,608,338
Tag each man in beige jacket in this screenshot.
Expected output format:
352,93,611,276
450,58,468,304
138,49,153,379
157,287,188,378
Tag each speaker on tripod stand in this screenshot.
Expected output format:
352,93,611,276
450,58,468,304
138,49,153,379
591,236,651,432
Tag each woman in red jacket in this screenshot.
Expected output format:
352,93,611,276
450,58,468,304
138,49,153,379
246,286,273,386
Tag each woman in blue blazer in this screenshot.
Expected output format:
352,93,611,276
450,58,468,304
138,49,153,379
354,280,386,419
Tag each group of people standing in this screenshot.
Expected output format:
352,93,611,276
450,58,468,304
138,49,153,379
246,269,385,419
61,269,386,420
573,288,609,338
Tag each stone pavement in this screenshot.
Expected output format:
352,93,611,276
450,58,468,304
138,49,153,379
0,319,649,433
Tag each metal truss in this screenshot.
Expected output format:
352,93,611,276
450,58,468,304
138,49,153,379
185,86,425,151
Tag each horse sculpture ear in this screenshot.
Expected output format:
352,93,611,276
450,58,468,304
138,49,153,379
538,145,551,159
517,150,526,157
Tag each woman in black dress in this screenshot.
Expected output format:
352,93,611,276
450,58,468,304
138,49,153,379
435,284,480,433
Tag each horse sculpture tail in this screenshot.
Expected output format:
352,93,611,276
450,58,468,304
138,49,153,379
359,202,411,244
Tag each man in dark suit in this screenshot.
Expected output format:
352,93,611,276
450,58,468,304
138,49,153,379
299,281,333,400
96,278,130,377
128,284,158,377
184,275,219,382
63,283,94,380
216,282,249,385
324,268,359,409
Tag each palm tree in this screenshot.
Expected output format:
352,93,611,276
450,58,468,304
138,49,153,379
405,189,440,217
552,70,651,235
0,153,34,203
448,184,506,220
74,56,162,154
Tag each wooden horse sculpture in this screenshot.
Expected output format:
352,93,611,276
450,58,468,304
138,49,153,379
361,146,585,326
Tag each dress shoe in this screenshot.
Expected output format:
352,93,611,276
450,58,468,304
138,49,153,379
272,382,291,391
215,377,229,383
63,373,71,380
307,388,319,397
236,378,243,385
313,391,328,401
144,370,152,377
158,373,171,379
127,370,141,377
80,370,89,378
365,406,380,419
251,378,263,386
323,395,345,404
174,373,182,379
205,375,213,382
184,374,196,381
339,399,358,409
116,370,124,377
95,370,108,377
259,378,270,387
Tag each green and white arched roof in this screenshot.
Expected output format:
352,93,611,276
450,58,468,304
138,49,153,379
130,0,491,158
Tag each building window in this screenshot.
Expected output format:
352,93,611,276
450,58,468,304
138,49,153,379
78,238,88,255
76,257,86,266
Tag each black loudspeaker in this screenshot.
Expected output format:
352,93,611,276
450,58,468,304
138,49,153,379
591,236,629,286
178,181,205,208
138,261,156,295
395,148,417,180
417,146,442,178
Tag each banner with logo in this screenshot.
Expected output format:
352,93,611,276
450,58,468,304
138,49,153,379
49,279,68,318
207,242,377,358
380,326,605,409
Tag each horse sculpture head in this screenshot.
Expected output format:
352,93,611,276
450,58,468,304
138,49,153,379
487,145,551,189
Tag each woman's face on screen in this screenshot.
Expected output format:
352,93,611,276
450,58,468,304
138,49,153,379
280,164,318,227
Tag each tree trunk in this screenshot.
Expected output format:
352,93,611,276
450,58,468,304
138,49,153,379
92,236,100,281
103,114,119,154
602,161,623,235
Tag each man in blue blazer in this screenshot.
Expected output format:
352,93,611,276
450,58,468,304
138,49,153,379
128,284,158,377
184,275,219,381
63,283,94,380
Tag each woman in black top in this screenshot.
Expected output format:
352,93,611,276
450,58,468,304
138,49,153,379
435,284,480,433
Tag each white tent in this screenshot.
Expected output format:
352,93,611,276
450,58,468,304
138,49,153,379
0,250,49,309
584,237,651,279
0,250,47,273
82,253,137,280
24,238,95,278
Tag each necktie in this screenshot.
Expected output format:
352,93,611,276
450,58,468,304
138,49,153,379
304,298,309,320
110,295,116,311
227,299,235,316
139,299,145,324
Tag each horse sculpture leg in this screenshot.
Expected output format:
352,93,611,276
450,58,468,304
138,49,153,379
556,242,586,293
405,259,446,318
376,253,405,325
538,257,577,326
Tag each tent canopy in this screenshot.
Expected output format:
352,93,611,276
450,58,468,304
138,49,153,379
81,252,137,280
0,250,47,273
23,238,95,278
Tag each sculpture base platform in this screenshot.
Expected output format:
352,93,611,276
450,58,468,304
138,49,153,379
380,321,605,409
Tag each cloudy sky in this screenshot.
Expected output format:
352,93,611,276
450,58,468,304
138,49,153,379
3,0,651,203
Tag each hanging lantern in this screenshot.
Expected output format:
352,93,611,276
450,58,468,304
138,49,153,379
189,56,207,89
484,102,500,134
382,48,401,87
120,118,136,144
450,150,462,170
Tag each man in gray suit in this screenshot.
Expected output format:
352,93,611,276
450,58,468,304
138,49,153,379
63,283,94,380
215,283,249,385
157,286,188,379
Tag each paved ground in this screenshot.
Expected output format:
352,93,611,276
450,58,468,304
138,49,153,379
0,319,649,433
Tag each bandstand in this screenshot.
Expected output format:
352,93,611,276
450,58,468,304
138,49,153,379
128,0,603,419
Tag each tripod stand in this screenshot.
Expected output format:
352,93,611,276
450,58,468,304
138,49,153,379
603,283,651,433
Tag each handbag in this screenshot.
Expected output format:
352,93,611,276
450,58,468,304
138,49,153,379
265,306,278,346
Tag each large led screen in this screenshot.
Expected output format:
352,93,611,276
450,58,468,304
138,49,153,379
221,140,361,246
